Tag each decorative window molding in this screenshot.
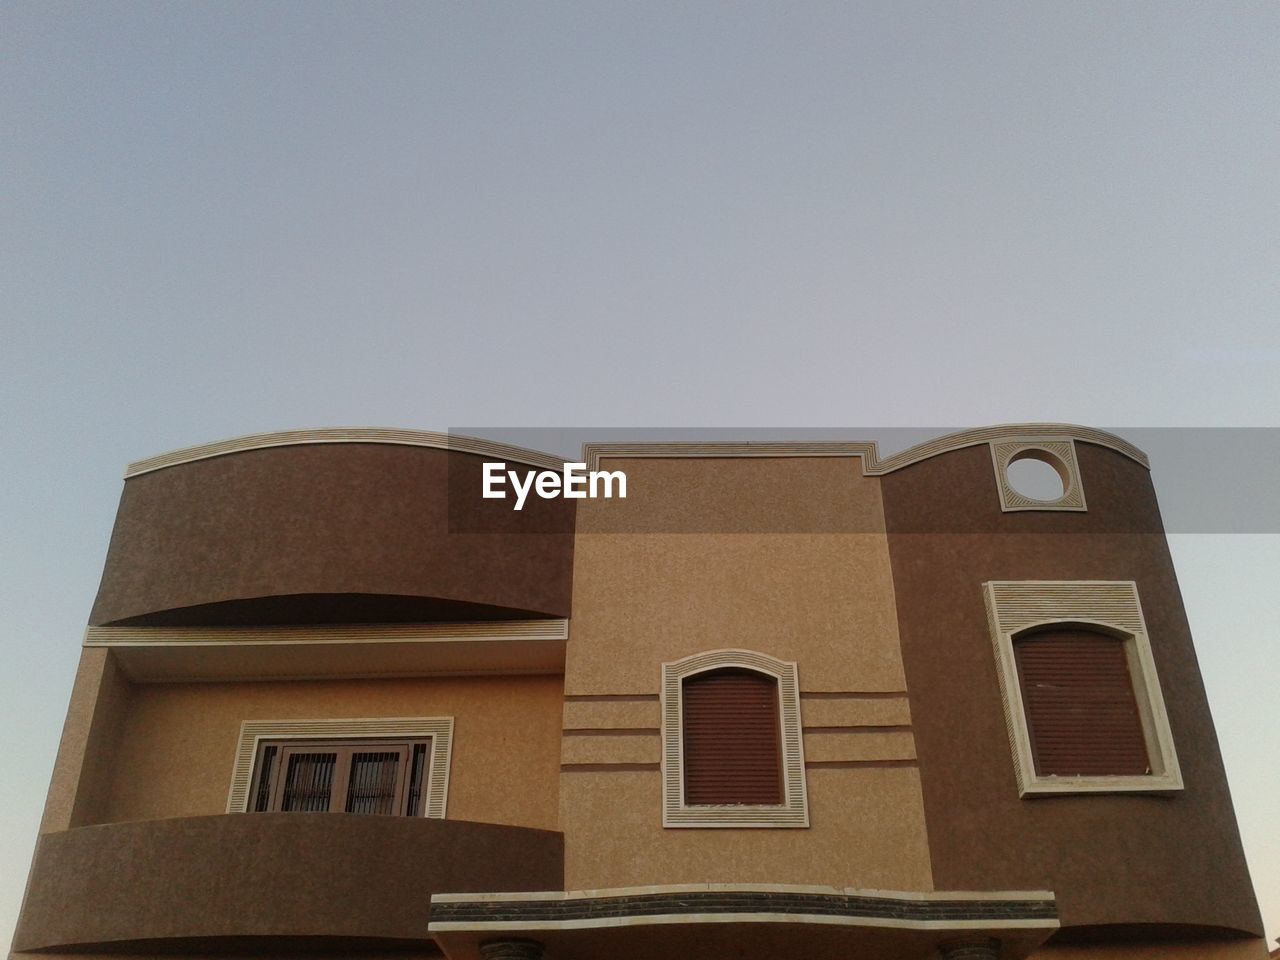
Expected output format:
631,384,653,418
227,717,454,817
984,582,1182,796
989,438,1087,512
661,650,808,827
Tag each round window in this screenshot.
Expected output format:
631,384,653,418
1006,450,1068,501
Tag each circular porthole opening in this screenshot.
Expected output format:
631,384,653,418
1006,450,1068,501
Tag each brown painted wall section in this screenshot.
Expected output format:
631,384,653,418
12,814,561,952
91,674,563,830
881,441,1262,936
90,445,574,625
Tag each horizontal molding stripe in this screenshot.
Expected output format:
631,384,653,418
85,620,568,648
560,763,661,773
806,759,920,769
125,429,566,477
803,725,913,735
117,665,568,684
562,728,659,737
583,424,1147,473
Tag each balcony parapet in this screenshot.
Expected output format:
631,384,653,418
13,814,563,953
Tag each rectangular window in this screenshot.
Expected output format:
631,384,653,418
249,738,432,816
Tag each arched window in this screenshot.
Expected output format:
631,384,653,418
1013,627,1150,777
661,649,808,827
681,668,783,805
984,580,1182,796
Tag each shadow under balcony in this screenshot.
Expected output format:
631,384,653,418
12,813,563,954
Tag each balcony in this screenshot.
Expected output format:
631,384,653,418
13,814,563,953
90,433,576,628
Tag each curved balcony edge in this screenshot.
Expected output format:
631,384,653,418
13,814,564,953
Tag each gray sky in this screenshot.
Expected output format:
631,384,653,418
2,1,1277,948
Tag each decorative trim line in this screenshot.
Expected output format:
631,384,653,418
428,885,1058,933
124,424,1147,480
85,620,568,648
125,429,565,477
803,725,914,734
989,439,1087,512
983,581,1183,796
562,728,659,736
226,717,454,817
806,759,920,769
433,883,1057,903
661,649,808,828
583,424,1147,473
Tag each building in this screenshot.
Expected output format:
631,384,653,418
10,424,1269,960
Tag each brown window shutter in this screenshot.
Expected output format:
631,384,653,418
682,668,784,805
1014,628,1151,777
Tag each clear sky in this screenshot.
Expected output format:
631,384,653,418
2,1,1277,948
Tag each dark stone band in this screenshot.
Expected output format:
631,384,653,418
433,890,1056,927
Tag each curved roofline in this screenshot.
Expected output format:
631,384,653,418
125,428,567,477
125,423,1148,479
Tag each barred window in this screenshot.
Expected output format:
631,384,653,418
248,738,432,816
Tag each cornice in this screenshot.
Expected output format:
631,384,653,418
124,428,565,477
123,424,1147,480
582,424,1148,474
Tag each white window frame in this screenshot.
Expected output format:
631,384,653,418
984,581,1182,796
226,717,454,817
661,649,808,828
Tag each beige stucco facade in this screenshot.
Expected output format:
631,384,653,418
560,456,933,892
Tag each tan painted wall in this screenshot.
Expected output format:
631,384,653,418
562,457,932,890
39,649,134,834
560,766,932,889
95,674,563,830
568,458,907,696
